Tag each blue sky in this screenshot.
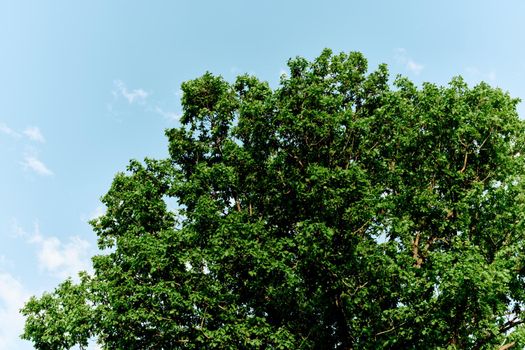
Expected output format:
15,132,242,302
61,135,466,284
1,1,525,349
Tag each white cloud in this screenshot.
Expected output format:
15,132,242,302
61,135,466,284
0,123,21,138
87,339,103,350
29,226,92,279
406,60,424,75
5,221,94,349
89,206,106,221
154,106,180,121
0,255,13,269
23,127,45,143
11,219,27,238
113,80,149,104
21,155,53,176
395,48,424,75
465,66,497,83
12,221,92,280
81,206,106,223
0,272,31,350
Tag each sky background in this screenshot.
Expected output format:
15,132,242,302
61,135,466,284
1,1,525,349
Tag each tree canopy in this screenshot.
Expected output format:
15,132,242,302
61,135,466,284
21,49,525,349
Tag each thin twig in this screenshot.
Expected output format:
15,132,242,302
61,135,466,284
499,342,515,350
459,151,468,173
375,322,406,336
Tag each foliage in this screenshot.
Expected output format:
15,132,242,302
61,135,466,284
21,49,525,349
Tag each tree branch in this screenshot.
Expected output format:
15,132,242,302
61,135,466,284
412,231,423,267
375,322,406,336
500,318,524,334
459,151,468,173
499,342,515,350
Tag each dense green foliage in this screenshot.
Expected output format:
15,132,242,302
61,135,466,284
22,49,525,349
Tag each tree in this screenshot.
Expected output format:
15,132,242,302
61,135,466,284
21,49,525,349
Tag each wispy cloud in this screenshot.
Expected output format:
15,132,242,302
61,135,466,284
0,272,31,350
0,255,13,269
406,60,424,75
24,223,92,279
395,48,424,75
31,234,91,278
21,155,53,176
4,221,94,348
110,80,183,125
10,219,27,238
113,80,149,104
81,205,106,223
0,123,21,138
154,106,180,121
465,67,497,83
23,126,45,143
1,124,52,178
